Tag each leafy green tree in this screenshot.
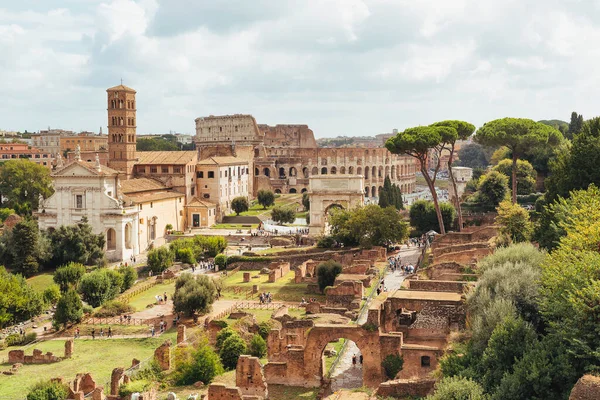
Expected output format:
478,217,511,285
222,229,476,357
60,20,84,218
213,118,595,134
136,137,180,151
317,260,343,291
475,171,509,208
219,333,247,370
118,265,137,291
0,266,44,327
386,125,457,233
379,176,403,210
53,262,86,292
0,208,16,222
495,200,533,244
0,159,54,215
249,334,267,358
480,316,537,392
381,354,404,379
215,327,235,351
26,380,69,400
173,340,224,385
172,274,218,317
302,192,310,210
431,120,476,231
257,190,275,209
214,254,227,269
271,206,295,225
0,218,48,276
457,143,489,168
409,200,456,235
475,118,560,203
567,111,584,140
78,270,115,307
47,219,105,267
328,205,409,247
231,196,249,215
53,288,83,328
42,284,61,306
493,159,536,195
147,247,174,274
427,376,488,400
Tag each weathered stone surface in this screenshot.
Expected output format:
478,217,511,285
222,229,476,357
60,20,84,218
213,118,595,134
207,383,243,400
569,375,600,400
8,350,24,364
110,368,125,395
235,356,267,398
243,272,251,283
154,340,172,371
177,324,187,344
65,339,74,358
91,387,104,400
376,378,435,398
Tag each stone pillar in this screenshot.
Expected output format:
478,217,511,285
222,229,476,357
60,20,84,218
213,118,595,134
91,387,104,400
64,339,74,358
154,340,172,371
243,272,250,283
110,368,124,396
177,324,186,345
252,285,260,294
131,359,140,369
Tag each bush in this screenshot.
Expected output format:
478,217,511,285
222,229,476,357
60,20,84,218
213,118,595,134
94,300,134,317
475,170,509,208
382,354,404,379
257,321,274,340
195,236,227,257
118,265,137,291
219,333,247,370
119,380,151,397
172,274,218,317
316,235,335,248
249,334,267,358
215,327,235,351
427,377,488,400
147,247,174,274
409,200,456,235
214,254,227,269
317,260,343,291
53,289,83,328
0,208,16,223
0,267,44,328
495,200,533,244
53,262,86,292
43,285,61,305
26,380,69,400
177,247,196,265
5,332,36,346
231,196,249,215
271,206,296,225
173,341,223,385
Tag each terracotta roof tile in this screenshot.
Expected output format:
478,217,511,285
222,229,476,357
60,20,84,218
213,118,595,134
123,191,184,204
120,178,168,194
186,197,217,208
106,84,136,93
135,151,197,165
197,156,248,165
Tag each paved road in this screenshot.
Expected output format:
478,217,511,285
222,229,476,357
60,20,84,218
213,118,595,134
329,247,421,391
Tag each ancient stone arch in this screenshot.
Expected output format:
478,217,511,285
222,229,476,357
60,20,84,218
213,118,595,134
349,166,354,174
321,167,328,175
356,166,362,175
302,167,309,178
311,167,318,175
308,175,364,234
330,166,337,174
289,167,297,177
339,166,345,174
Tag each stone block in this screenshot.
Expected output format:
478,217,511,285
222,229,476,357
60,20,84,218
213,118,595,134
154,340,172,371
243,272,251,283
235,356,268,398
91,387,104,400
110,368,125,395
8,350,24,364
81,373,97,393
177,324,187,344
64,339,74,358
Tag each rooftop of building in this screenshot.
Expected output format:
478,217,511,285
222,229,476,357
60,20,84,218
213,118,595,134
388,290,462,302
195,114,255,122
123,191,183,204
120,178,169,194
53,160,120,176
135,151,197,165
106,84,136,93
186,197,217,208
197,156,248,166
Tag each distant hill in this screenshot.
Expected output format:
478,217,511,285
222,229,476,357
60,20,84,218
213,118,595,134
538,119,568,132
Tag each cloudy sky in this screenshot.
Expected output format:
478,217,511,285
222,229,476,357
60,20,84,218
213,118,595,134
1,0,599,137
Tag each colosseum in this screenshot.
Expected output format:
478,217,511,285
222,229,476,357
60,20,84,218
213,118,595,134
195,114,416,198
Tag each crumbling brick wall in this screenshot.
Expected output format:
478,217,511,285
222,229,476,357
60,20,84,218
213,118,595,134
325,281,363,309
408,280,470,293
235,356,268,398
376,378,436,398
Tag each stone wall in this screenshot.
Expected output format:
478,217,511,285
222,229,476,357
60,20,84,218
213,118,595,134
569,375,600,400
431,226,498,249
376,378,436,398
334,273,372,288
325,281,363,309
267,262,290,283
408,280,471,293
154,340,171,371
235,356,268,398
207,383,243,400
433,247,492,266
432,242,490,258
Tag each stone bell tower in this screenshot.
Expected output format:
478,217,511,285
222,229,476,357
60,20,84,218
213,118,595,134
107,84,137,178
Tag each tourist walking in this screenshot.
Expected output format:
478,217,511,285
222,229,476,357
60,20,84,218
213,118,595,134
352,354,357,367
91,328,95,340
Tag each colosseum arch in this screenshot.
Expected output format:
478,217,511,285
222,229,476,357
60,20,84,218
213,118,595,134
279,167,286,178
255,167,259,176
330,166,337,175
372,166,376,177
312,167,318,175
340,166,346,174
378,166,383,178
301,188,307,193
289,167,297,177
348,166,354,174
365,167,369,179
385,157,390,164
356,166,362,175
365,187,370,197
372,185,376,197
385,166,390,178
391,165,396,179
289,188,297,193
321,167,328,175
263,167,271,177
303,167,309,178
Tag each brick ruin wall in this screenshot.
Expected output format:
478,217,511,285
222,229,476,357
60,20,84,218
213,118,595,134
267,262,290,283
376,378,436,398
431,226,498,249
407,280,470,293
8,339,73,365
325,281,363,309
569,375,600,400
433,247,492,266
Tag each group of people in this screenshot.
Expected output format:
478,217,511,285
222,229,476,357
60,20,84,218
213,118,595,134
259,292,273,304
155,291,169,304
90,327,112,339
300,297,319,304
191,260,216,273
388,255,415,275
351,353,364,366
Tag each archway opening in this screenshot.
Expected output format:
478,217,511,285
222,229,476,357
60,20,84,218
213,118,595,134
321,167,328,175
312,167,319,175
340,166,345,174
348,166,354,174
263,168,271,177
125,223,132,249
322,338,364,391
289,188,297,194
255,167,259,176
356,167,362,175
301,188,307,193
289,167,297,177
106,228,116,251
279,167,286,178
274,189,282,194
365,187,370,197
303,167,309,178
372,186,376,198
330,166,337,175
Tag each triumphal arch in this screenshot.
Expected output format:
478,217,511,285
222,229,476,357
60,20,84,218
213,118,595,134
308,175,364,234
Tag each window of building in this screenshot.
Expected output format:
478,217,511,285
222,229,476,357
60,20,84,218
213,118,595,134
150,166,157,173
75,195,83,209
208,171,214,178
225,170,228,177
162,167,168,173
191,187,195,195
138,166,145,173
174,166,181,173
197,171,204,178
150,202,153,208
421,356,431,367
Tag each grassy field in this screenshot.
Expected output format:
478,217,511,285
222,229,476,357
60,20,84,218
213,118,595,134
26,273,55,293
324,338,346,373
416,175,449,190
254,246,316,255
211,223,259,229
125,281,176,311
217,308,306,327
0,331,176,399
221,270,324,302
226,194,304,219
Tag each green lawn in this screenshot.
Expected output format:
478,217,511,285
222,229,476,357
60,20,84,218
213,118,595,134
211,223,259,229
217,308,306,327
125,282,175,311
254,246,316,255
0,332,176,399
26,273,55,293
324,338,346,374
226,194,304,219
222,271,324,303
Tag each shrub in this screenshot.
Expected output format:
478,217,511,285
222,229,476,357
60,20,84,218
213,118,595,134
215,327,235,351
0,208,16,223
249,334,267,358
495,200,533,244
475,170,509,208
317,260,343,292
257,321,273,340
177,247,196,265
257,190,275,209
147,247,174,274
427,376,488,400
271,206,296,225
43,284,61,305
53,289,83,329
172,274,218,317
409,200,456,235
78,270,114,307
317,235,335,248
195,236,227,257
53,262,86,292
118,265,137,291
26,380,69,400
214,254,227,269
219,333,247,370
94,300,134,317
382,354,404,379
5,332,37,347
173,341,223,385
119,380,151,397
231,196,249,215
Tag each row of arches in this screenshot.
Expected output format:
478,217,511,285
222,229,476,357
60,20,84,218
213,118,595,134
257,164,415,181
365,183,414,197
111,116,135,127
110,99,135,109
106,224,133,251
111,134,135,143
